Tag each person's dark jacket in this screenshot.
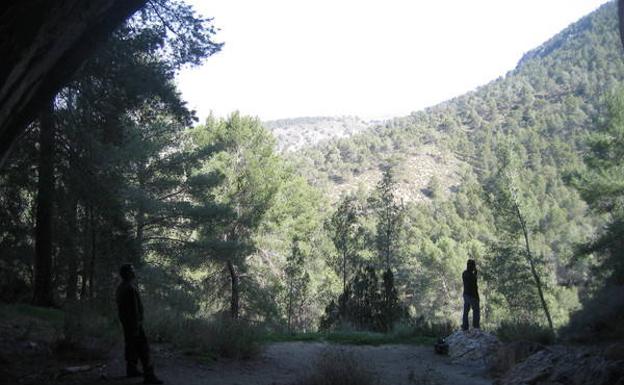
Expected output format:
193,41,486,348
462,269,479,299
116,280,144,334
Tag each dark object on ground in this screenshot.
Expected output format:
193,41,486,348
434,338,449,355
496,346,624,385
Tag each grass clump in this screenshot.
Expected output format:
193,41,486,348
496,320,555,345
295,348,377,385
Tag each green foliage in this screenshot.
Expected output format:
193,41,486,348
570,91,624,283
379,269,402,331
326,194,366,293
284,238,311,332
565,90,624,341
322,266,403,332
369,166,405,270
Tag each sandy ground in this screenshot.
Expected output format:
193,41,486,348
87,342,492,385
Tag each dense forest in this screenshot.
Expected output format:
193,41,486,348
1,1,623,366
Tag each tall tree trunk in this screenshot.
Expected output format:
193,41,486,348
65,197,79,301
343,251,347,295
32,100,55,307
287,282,294,332
619,0,624,49
135,171,146,259
227,259,240,320
514,201,554,332
88,205,97,298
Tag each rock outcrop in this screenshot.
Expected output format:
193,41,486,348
489,340,545,378
497,346,624,385
445,329,501,367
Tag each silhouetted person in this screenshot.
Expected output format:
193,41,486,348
462,259,480,330
116,264,163,384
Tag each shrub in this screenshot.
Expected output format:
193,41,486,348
145,309,261,360
496,320,555,345
320,267,405,332
407,317,456,338
294,348,377,385
563,284,624,342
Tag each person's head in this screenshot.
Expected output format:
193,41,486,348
119,263,136,281
467,259,476,272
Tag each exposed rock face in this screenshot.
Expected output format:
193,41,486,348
497,346,624,385
445,329,501,367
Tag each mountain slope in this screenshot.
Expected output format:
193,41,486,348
291,1,623,202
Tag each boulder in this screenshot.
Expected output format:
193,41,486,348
445,329,501,367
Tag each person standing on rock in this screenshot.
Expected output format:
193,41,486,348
461,259,480,331
116,263,164,384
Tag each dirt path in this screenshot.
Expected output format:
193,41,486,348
94,342,492,385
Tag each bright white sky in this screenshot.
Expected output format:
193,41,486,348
176,0,611,122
